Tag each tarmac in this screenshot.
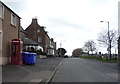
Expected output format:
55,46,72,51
1,57,119,84
2,57,63,84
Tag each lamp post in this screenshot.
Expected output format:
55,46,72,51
100,21,111,59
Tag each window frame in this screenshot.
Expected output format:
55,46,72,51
38,37,42,43
0,4,4,19
37,29,40,32
11,13,16,26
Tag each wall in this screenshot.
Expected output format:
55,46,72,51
45,33,50,53
0,18,2,65
118,1,120,36
19,27,27,40
0,2,3,65
118,2,120,62
25,19,50,53
2,6,20,65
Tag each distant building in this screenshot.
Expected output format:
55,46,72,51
25,18,56,55
0,1,21,65
47,38,57,56
22,38,43,51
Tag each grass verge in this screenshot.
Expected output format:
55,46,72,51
79,56,118,63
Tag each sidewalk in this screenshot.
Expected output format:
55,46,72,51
2,57,63,83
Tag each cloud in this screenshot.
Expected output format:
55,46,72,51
47,18,88,30
3,0,119,55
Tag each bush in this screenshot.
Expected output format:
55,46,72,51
41,52,47,55
35,50,42,55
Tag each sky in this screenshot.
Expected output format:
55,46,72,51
2,0,119,55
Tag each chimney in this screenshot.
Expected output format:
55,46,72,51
32,17,38,24
51,38,54,42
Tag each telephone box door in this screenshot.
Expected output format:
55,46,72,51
11,39,22,65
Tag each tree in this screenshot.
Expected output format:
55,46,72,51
72,48,83,57
83,40,97,55
57,48,67,57
97,30,118,59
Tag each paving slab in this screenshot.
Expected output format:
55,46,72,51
2,57,63,83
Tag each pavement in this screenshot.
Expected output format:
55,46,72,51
2,57,63,84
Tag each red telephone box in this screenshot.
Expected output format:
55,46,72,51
11,39,23,65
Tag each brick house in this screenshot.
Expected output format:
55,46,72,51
25,18,56,55
0,1,21,65
19,26,43,51
48,38,57,56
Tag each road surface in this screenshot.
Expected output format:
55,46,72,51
51,58,118,83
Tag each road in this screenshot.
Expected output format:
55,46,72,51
51,58,118,83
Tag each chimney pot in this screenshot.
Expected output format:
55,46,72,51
32,18,38,23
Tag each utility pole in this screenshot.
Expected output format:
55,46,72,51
107,21,111,59
100,21,111,59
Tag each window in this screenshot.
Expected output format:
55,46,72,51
11,13,16,26
38,37,42,43
0,4,4,19
37,29,40,32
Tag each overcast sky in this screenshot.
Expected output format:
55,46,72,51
2,0,119,55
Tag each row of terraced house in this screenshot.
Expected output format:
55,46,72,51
0,1,56,65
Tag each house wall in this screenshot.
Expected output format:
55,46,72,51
0,19,2,30
0,18,2,65
45,33,50,53
0,2,3,65
25,20,38,42
118,2,120,62
19,31,26,40
36,27,46,51
2,6,20,65
25,18,50,53
53,42,57,56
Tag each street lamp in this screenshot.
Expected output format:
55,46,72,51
100,21,111,59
